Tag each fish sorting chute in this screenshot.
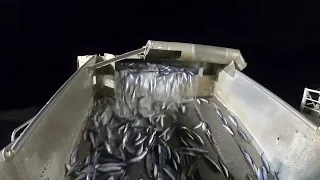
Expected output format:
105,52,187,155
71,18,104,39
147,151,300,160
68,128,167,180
1,41,318,180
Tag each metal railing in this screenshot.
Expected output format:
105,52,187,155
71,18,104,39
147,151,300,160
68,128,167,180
300,88,320,119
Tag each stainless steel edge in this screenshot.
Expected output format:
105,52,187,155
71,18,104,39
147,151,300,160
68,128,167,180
214,69,320,180
88,48,145,71
145,40,247,70
0,56,96,179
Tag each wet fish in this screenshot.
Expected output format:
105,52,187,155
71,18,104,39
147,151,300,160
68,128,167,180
256,167,268,180
247,174,255,180
154,164,158,178
104,141,113,154
83,130,88,141
228,115,238,127
172,150,181,165
164,165,176,180
148,131,157,146
70,147,78,165
159,127,171,140
135,135,148,146
216,109,223,119
185,131,195,140
262,167,267,180
145,152,153,178
136,143,144,155
95,162,127,169
203,155,221,173
222,125,235,136
261,153,270,173
121,129,132,148
199,98,209,104
118,125,125,135
238,128,250,143
239,147,253,167
176,147,208,155
193,121,203,130
166,146,172,159
252,162,258,176
179,137,189,147
196,98,202,105
134,132,142,141
218,159,229,179
221,117,228,126
189,131,204,145
128,149,148,164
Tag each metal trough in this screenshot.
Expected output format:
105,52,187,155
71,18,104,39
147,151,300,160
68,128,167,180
0,41,318,180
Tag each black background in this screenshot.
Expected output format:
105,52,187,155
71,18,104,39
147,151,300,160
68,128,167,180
0,0,319,148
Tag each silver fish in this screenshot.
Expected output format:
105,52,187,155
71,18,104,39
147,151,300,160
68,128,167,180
95,163,126,169
166,126,176,141
121,129,132,148
199,98,209,104
83,130,88,141
261,153,270,173
161,102,166,110
247,174,255,180
179,137,189,147
238,128,250,143
104,141,112,154
166,146,172,159
172,159,178,170
154,164,158,178
196,98,202,105
262,166,267,180
252,162,258,176
228,115,238,127
118,125,125,135
172,150,180,164
257,167,263,180
159,127,171,140
216,109,223,119
193,121,203,130
96,166,123,173
135,132,142,141
134,135,148,146
185,131,195,140
136,143,144,155
123,123,130,134
176,147,208,154
85,156,91,166
70,147,78,165
221,117,228,126
148,131,157,146
222,125,235,136
181,104,186,114
164,166,176,180
160,117,164,127
189,131,204,145
146,152,153,177
89,132,96,148
240,147,253,167
203,155,221,173
218,159,229,179
128,149,148,164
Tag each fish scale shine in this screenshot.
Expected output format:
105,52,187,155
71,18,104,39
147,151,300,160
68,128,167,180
66,64,275,180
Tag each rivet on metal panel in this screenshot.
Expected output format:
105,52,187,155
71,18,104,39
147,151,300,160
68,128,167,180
2,147,14,162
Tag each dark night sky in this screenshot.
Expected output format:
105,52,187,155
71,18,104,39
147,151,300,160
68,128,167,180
0,0,319,147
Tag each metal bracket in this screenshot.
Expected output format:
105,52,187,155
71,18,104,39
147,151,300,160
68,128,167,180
87,40,248,76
